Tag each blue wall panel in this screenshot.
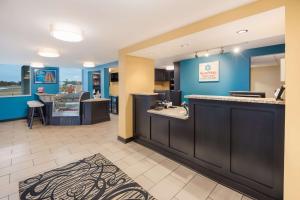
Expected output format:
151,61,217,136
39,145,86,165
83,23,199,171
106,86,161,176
180,44,285,101
0,66,59,121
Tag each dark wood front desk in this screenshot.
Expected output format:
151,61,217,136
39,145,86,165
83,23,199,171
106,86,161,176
40,98,110,125
81,99,110,125
132,94,285,200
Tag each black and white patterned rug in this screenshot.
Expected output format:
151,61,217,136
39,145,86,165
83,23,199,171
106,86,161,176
19,153,156,200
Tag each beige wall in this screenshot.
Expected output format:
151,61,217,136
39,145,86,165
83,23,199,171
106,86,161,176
251,65,282,98
118,55,154,139
109,67,119,96
284,1,300,199
154,81,170,90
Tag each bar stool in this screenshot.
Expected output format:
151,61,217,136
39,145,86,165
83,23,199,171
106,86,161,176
27,100,45,129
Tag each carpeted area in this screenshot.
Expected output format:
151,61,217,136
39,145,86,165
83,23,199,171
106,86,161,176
19,153,156,200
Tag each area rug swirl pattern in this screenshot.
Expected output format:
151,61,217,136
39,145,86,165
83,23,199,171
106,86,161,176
19,153,156,200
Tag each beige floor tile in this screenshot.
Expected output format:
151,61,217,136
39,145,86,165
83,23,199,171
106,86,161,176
176,175,217,200
171,165,196,184
242,195,255,200
8,193,19,200
150,175,185,200
113,159,130,170
145,152,167,165
0,159,11,169
0,182,18,198
209,184,243,200
0,175,9,186
0,196,8,200
123,159,154,179
135,175,155,190
0,159,33,177
143,159,178,183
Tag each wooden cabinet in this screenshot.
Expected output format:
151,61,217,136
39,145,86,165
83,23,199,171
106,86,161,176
229,106,284,198
170,118,194,156
194,104,229,172
151,116,169,146
133,95,158,140
81,100,110,125
155,69,171,81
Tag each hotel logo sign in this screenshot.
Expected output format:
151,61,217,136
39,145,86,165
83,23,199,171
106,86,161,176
199,61,219,82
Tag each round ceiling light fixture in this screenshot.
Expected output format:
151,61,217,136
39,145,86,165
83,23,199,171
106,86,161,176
38,48,60,58
236,29,248,34
31,62,44,68
83,62,95,68
50,23,83,42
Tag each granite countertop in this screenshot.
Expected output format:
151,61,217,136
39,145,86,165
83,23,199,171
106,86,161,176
35,93,55,96
132,93,158,96
186,95,285,105
147,106,189,120
82,98,110,102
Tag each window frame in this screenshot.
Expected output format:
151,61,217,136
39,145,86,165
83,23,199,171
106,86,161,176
0,66,32,98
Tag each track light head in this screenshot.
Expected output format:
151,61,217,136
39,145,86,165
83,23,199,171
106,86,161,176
220,47,224,55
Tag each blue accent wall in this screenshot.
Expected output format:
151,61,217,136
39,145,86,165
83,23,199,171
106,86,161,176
82,61,118,98
0,65,59,121
180,44,285,101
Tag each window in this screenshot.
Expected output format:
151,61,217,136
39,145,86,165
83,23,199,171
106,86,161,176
0,65,31,97
59,67,82,93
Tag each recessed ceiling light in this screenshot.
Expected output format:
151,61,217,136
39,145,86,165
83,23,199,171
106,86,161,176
38,48,60,58
233,47,240,54
236,29,248,34
166,65,174,71
31,62,44,68
83,62,95,68
50,23,83,42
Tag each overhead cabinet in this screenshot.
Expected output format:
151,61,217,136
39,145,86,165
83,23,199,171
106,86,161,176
155,69,171,81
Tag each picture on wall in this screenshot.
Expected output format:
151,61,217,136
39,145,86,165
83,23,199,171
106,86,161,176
199,61,219,82
34,69,57,84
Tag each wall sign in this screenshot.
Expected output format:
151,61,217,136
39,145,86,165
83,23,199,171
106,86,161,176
199,61,219,82
34,69,57,84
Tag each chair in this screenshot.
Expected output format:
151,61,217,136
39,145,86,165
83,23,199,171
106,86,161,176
27,100,45,129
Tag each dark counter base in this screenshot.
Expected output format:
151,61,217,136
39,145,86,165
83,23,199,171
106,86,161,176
134,137,273,200
133,95,284,200
81,100,110,125
41,100,110,126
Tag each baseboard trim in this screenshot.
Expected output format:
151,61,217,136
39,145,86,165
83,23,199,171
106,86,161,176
0,117,26,123
117,136,134,144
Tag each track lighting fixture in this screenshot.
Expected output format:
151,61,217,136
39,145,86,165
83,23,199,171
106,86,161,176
220,47,224,55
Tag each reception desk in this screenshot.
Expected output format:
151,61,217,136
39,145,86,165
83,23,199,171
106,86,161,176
36,93,110,125
133,94,285,200
81,98,110,125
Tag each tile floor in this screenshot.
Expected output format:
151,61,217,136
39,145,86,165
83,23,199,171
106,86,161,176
0,115,254,200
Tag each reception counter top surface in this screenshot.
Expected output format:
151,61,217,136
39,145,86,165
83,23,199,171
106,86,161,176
186,95,285,105
82,98,110,102
147,106,189,120
132,93,158,96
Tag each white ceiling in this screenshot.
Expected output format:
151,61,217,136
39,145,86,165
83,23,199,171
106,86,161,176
0,0,255,68
251,53,285,68
131,7,285,67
